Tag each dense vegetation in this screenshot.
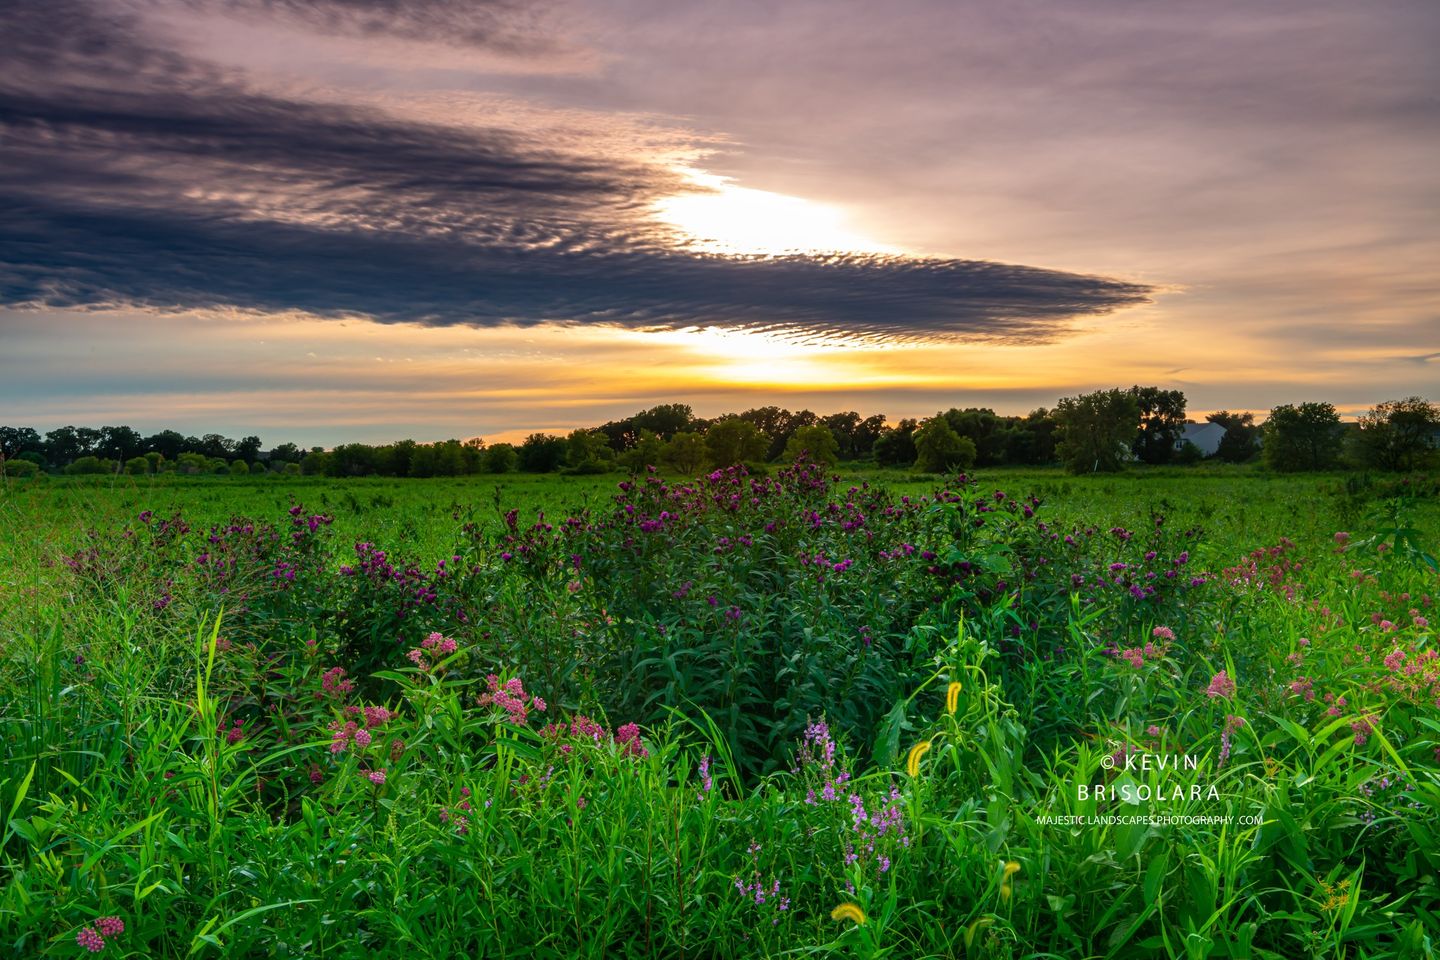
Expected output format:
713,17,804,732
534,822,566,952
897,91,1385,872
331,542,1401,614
3,393,1434,480
2,463,1438,957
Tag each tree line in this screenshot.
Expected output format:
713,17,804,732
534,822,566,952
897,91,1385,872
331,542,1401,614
1,392,1435,479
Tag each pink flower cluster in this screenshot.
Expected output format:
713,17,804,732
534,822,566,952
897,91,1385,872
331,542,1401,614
329,703,391,753
439,785,473,835
321,667,354,698
76,917,124,953
1111,633,1170,669
538,715,647,759
1206,670,1236,700
406,631,459,671
477,675,546,724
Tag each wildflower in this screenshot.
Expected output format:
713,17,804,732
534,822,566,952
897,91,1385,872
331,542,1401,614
1000,860,1020,901
1152,625,1175,642
96,917,124,937
946,681,961,715
77,927,106,952
354,728,372,750
1205,670,1236,699
321,667,354,698
698,754,712,800
364,769,386,785
830,903,867,925
1350,716,1375,746
906,739,932,777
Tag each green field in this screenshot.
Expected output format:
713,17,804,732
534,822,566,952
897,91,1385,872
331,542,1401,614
2,467,1438,958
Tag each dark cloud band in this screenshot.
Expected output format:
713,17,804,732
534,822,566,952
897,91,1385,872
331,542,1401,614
0,0,1151,340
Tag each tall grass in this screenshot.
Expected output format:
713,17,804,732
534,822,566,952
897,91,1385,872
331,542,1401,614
1,465,1437,957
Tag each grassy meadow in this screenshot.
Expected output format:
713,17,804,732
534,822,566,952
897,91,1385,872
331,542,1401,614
1,465,1438,958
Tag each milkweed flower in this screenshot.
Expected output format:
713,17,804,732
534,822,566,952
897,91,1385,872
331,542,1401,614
906,740,932,777
1206,670,1236,699
946,681,961,715
830,902,867,925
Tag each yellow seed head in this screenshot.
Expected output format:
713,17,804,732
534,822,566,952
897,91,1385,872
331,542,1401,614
946,681,961,715
830,902,867,925
906,740,932,777
999,881,1012,902
1003,861,1021,880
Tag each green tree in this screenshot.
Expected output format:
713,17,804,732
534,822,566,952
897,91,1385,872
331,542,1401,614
913,417,977,473
1206,411,1261,463
939,408,1007,466
0,426,43,459
873,419,918,467
1129,386,1187,464
64,456,113,475
518,434,567,473
632,403,694,440
783,425,841,465
124,456,150,475
2,458,39,478
664,431,706,474
1005,408,1059,465
483,442,519,474
228,459,250,476
1055,389,1141,474
299,450,331,476
1356,397,1439,471
704,417,768,468
1263,402,1343,471
566,429,611,469
620,430,667,473
268,442,302,464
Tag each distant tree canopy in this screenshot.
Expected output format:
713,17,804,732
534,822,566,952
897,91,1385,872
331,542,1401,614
1263,402,1344,472
1129,386,1187,465
1356,397,1440,472
7,390,1423,478
1206,411,1261,463
704,417,768,468
783,425,841,465
1054,389,1141,474
913,417,977,473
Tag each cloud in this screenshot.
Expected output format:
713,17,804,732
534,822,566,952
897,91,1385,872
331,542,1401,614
0,0,1151,341
163,0,563,53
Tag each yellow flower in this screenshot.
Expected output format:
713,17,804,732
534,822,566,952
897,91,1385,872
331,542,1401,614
946,681,962,715
906,740,932,777
830,902,867,925
999,861,1020,902
964,916,993,948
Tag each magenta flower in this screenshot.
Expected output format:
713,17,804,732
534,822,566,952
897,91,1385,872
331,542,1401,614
96,917,124,937
1206,670,1236,699
76,927,106,952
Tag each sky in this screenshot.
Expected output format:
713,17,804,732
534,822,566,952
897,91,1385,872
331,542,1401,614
2,0,1436,446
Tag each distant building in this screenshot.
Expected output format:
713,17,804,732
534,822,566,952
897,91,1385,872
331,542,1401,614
1175,422,1226,457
